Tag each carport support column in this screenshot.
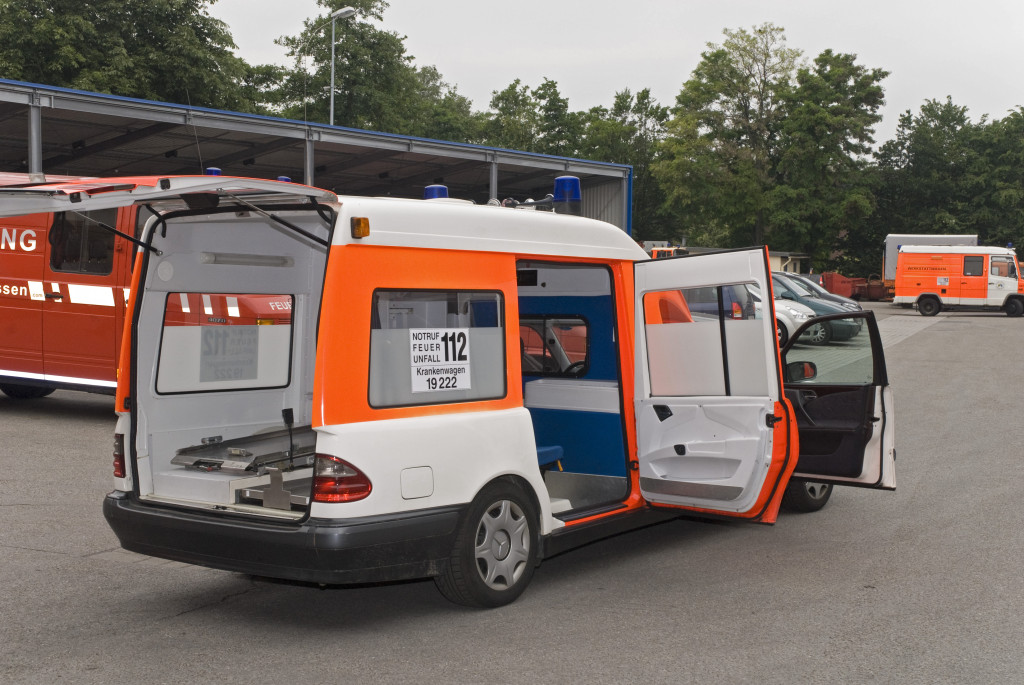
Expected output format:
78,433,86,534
304,135,315,186
28,93,44,183
489,156,498,201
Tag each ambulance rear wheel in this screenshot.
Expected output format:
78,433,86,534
1004,298,1024,317
781,480,833,513
435,480,539,607
0,384,55,400
918,297,940,317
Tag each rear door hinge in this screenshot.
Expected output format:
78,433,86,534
766,414,783,428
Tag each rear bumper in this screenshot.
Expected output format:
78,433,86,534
103,491,463,584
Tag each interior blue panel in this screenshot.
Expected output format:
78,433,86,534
518,295,617,380
529,407,627,477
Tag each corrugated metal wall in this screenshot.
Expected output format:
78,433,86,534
584,178,629,231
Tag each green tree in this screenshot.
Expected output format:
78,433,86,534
658,24,888,265
658,23,801,247
485,79,541,151
532,78,584,157
863,100,1024,268
770,50,888,267
581,89,670,241
0,0,265,112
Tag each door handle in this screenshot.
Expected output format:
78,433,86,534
45,292,63,299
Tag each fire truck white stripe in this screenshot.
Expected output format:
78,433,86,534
27,281,44,301
202,294,213,316
0,369,117,388
179,292,190,313
67,284,115,307
226,296,240,318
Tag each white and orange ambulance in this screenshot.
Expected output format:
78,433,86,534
0,175,896,606
0,173,147,398
894,245,1024,316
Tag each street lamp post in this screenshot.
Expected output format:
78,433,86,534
329,6,356,126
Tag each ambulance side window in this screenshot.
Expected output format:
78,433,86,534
642,284,766,397
49,209,117,275
368,289,506,408
519,316,589,377
963,256,984,277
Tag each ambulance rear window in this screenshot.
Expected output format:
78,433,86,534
368,289,506,408
155,292,294,394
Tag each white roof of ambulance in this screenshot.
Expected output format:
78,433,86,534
898,245,1017,256
333,195,648,261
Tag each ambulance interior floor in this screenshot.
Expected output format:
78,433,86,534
543,470,628,515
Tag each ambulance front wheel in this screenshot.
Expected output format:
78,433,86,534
781,480,833,513
917,297,940,317
435,480,539,608
0,384,55,400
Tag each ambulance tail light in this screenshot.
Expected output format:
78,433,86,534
113,433,126,478
312,454,372,502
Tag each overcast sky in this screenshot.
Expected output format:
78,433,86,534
210,0,1024,144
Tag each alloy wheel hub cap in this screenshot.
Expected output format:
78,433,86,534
492,530,511,560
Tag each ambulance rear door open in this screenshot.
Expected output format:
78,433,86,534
633,248,787,517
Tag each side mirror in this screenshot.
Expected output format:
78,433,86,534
779,291,795,300
786,361,817,382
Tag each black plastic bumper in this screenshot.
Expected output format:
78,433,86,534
103,491,464,584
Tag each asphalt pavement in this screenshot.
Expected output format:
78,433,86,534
1,302,1022,684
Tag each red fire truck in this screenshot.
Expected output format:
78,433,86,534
0,174,158,398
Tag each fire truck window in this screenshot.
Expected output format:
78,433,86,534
991,257,1015,278
369,290,506,408
49,209,117,275
520,316,589,377
963,256,984,277
155,293,294,394
643,284,763,397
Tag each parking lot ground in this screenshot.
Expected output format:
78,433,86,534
2,302,1023,684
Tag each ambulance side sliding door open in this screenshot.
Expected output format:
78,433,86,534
780,312,895,489
633,248,790,518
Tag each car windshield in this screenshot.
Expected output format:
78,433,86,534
775,274,814,297
794,276,829,296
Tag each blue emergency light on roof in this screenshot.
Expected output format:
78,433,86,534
277,176,292,183
552,176,581,216
423,184,449,199
205,167,222,176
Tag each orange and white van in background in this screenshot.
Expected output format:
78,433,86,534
893,245,1024,317
0,173,145,398
0,175,896,607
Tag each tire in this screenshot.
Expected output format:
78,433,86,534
1004,298,1024,317
435,480,539,607
918,297,940,317
0,383,55,399
805,321,832,346
776,319,789,347
781,480,833,513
